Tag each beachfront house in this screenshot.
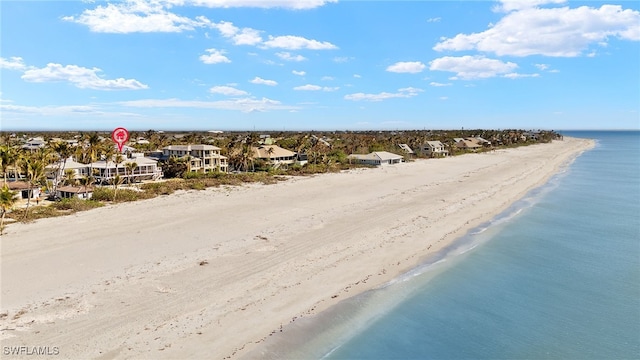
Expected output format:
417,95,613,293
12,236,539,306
56,185,94,200
252,145,297,167
91,153,163,184
162,144,228,173
1,181,41,200
455,138,483,151
348,151,404,166
422,141,449,157
398,144,415,156
45,158,91,182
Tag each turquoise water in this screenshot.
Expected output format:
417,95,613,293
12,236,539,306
265,131,639,360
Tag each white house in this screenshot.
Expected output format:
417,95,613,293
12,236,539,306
162,144,228,173
422,141,449,157
90,153,163,184
56,185,94,200
348,151,404,166
398,144,415,155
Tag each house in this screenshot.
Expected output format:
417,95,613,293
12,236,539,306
162,144,228,173
0,181,41,200
91,153,163,184
45,158,90,182
252,145,297,166
422,141,449,157
21,137,46,151
56,185,94,200
473,136,491,146
398,144,415,155
455,138,483,151
348,151,404,166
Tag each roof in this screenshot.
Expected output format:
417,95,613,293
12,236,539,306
253,145,296,159
1,181,31,190
398,144,414,154
57,185,94,194
163,144,221,151
349,151,403,161
457,139,483,148
425,141,445,147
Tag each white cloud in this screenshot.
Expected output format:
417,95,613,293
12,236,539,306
495,0,566,12
199,48,231,64
293,84,339,91
185,0,336,9
333,56,354,63
353,74,361,78
292,70,306,76
503,73,540,79
209,85,248,96
1,103,100,115
63,1,202,33
427,17,441,22
21,63,149,90
434,4,640,57
205,20,263,45
250,77,278,86
119,97,297,112
534,63,549,71
0,57,27,70
430,82,452,87
386,61,426,74
321,76,334,81
294,84,322,91
276,52,307,61
262,35,338,50
344,87,422,102
429,55,518,80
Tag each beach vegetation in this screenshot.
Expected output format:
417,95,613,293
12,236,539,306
0,185,18,235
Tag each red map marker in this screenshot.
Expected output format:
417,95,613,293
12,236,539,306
111,127,129,152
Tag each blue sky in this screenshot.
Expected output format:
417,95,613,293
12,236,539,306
1,0,639,131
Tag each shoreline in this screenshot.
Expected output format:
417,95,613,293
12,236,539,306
0,137,595,359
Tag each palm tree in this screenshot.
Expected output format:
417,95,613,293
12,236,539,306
99,143,115,185
51,141,73,196
112,174,125,201
64,168,77,186
0,185,18,235
20,157,45,219
85,133,101,187
125,161,138,185
0,145,17,182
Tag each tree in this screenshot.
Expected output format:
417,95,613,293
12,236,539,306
85,133,101,187
0,145,18,182
51,141,73,196
0,185,18,235
100,144,115,185
125,161,138,184
20,157,45,219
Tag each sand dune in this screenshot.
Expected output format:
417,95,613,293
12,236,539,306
0,137,594,359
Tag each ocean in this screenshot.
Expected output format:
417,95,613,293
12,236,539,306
260,131,640,360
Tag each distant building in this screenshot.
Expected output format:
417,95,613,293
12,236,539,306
422,141,449,157
398,144,415,155
348,151,404,166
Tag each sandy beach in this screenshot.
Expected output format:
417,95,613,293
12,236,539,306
0,137,594,359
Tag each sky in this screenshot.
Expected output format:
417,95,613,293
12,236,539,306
1,0,639,131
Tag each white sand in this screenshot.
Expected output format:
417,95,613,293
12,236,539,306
0,137,594,359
